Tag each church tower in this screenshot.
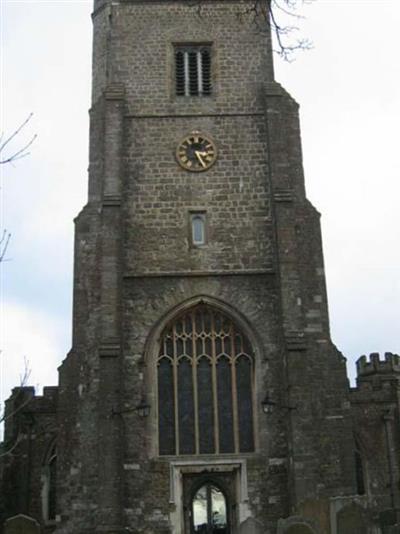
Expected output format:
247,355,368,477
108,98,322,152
50,1,362,532
55,1,358,532
12,1,400,533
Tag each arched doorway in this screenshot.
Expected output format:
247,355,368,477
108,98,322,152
191,483,229,533
182,471,235,534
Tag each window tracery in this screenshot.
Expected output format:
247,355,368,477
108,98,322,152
157,305,255,455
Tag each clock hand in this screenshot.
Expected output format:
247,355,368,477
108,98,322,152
195,150,208,167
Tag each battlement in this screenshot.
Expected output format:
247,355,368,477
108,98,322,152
356,352,400,377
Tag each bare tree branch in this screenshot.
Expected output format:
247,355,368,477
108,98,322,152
0,358,33,458
0,229,11,263
237,0,313,61
0,359,32,426
0,113,37,165
189,0,313,62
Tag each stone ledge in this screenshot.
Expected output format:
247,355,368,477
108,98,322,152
124,268,274,278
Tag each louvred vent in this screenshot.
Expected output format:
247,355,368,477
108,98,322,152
201,49,212,95
175,46,212,97
188,52,199,96
175,51,185,96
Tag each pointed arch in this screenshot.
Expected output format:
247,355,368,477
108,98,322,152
145,297,259,457
354,435,367,496
41,437,57,522
191,480,229,533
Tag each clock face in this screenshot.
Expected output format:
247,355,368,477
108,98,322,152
176,132,217,172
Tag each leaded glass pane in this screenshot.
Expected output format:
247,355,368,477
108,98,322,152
217,357,234,453
236,356,254,452
178,358,195,454
197,358,215,453
158,358,175,455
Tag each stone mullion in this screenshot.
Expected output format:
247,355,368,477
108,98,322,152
172,324,180,456
211,313,220,454
197,51,203,95
192,312,200,455
250,357,257,450
184,52,189,96
230,327,240,454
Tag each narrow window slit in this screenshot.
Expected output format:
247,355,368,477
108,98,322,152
192,215,205,246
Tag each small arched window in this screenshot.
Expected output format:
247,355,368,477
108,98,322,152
355,442,366,495
191,215,206,245
42,441,57,522
157,304,255,455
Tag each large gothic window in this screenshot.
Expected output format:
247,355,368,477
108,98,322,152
157,305,255,455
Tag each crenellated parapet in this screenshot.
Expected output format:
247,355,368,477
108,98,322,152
3,386,59,443
356,352,400,378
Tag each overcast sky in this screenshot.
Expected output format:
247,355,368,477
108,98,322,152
1,1,399,412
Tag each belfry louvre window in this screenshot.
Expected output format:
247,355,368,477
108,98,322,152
157,305,255,455
175,46,212,96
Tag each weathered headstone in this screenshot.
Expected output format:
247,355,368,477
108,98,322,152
239,517,264,534
337,503,367,534
4,514,41,534
286,526,314,534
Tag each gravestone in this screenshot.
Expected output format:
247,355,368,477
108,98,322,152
4,514,41,534
337,503,367,534
239,517,264,534
286,526,314,534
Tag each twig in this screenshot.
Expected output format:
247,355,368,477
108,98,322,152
0,230,11,263
0,113,37,165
